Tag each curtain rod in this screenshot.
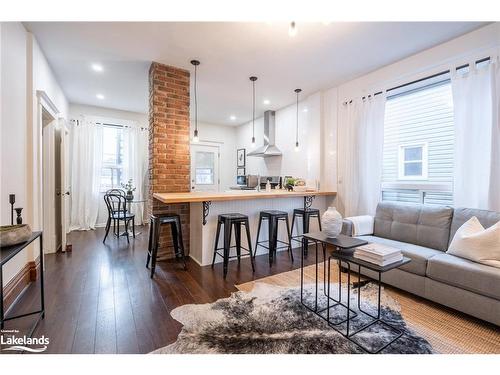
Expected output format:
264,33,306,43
70,119,147,131
344,56,491,105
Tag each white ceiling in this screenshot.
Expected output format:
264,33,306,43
25,22,486,125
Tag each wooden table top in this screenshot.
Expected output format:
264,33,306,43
153,190,336,204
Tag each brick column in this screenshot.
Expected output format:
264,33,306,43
148,62,191,259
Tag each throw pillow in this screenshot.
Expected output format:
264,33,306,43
447,216,500,268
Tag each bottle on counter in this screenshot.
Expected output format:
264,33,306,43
265,180,271,192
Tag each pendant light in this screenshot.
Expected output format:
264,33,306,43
191,59,200,142
250,76,257,147
294,88,301,151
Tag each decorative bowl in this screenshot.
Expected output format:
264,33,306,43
0,224,32,247
293,186,307,192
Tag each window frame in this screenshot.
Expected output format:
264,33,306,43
397,142,429,181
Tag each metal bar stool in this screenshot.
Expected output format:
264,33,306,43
255,210,293,266
146,213,187,278
212,213,255,278
291,208,322,255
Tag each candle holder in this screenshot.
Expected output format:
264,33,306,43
15,207,23,224
9,194,16,225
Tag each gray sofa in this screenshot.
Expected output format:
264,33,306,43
342,202,500,326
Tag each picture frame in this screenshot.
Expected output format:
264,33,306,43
237,167,246,176
237,148,246,167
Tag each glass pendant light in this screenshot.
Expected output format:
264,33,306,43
294,88,301,151
191,59,200,142
250,76,257,147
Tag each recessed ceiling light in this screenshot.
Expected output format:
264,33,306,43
288,22,297,37
263,99,270,105
303,107,308,112
91,63,103,72
230,115,237,121
96,93,105,100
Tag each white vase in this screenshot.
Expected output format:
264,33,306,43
322,207,343,238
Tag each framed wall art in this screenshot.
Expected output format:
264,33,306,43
237,148,246,167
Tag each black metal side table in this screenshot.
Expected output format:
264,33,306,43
1,231,44,337
301,232,411,354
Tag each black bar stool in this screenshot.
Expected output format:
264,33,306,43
291,208,322,255
212,213,255,278
255,210,293,266
146,213,187,278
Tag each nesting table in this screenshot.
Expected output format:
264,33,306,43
301,232,411,353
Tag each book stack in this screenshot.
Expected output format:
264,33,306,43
353,243,403,266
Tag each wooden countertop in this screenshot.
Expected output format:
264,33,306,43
153,190,336,204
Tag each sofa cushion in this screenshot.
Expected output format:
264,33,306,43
374,202,453,251
427,253,500,300
447,216,500,268
357,235,442,276
449,207,500,247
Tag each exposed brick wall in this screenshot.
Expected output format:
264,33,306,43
148,62,191,258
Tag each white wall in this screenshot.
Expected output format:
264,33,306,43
235,92,324,185
336,23,500,101
69,103,147,125
0,22,30,285
1,23,70,284
190,121,238,191
32,37,69,118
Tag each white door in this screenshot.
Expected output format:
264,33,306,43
59,120,70,252
190,144,220,192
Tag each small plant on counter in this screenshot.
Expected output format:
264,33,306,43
284,177,297,191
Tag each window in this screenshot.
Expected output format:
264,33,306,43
100,126,124,191
194,151,214,185
398,143,428,179
382,76,454,205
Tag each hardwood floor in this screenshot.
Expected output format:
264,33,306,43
2,226,317,354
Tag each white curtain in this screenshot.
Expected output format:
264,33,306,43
338,94,386,217
451,60,500,211
69,118,103,230
123,125,149,224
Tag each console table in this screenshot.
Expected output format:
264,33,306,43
1,231,44,337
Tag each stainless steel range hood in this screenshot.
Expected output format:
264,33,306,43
247,110,282,157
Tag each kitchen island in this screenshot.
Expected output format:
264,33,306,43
153,190,336,266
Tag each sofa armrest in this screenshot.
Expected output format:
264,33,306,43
342,215,374,236
341,219,354,236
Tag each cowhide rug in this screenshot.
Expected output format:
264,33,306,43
152,282,433,354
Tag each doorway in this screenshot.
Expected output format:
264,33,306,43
42,109,69,253
190,144,220,192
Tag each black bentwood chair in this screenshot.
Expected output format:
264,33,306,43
105,189,127,235
103,193,135,243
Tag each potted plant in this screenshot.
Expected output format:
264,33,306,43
121,179,136,201
284,177,297,191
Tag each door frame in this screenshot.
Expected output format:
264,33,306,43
36,91,61,254
190,142,221,192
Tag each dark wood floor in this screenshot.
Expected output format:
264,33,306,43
2,226,317,354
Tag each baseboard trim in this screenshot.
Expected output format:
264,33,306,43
2,257,40,312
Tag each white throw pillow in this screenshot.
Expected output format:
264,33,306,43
447,216,500,268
